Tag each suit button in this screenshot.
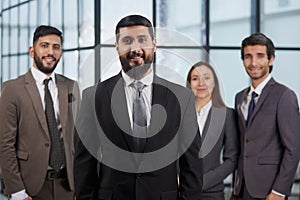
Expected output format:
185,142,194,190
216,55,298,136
245,155,248,159
45,143,49,147
136,173,141,179
246,139,249,143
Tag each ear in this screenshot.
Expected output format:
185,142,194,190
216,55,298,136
153,38,157,52
29,46,34,58
115,41,119,52
269,55,275,66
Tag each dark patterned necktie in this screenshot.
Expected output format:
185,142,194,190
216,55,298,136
44,78,64,171
246,91,258,127
131,81,147,153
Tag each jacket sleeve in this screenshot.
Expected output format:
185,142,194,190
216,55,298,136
74,87,100,200
272,89,300,195
0,82,25,195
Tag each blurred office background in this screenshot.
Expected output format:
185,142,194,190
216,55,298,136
0,0,300,199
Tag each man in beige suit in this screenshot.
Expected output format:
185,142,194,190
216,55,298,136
0,25,80,200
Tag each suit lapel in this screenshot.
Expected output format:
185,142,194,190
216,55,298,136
199,106,226,158
56,75,68,135
24,71,49,138
110,73,134,151
249,78,275,124
237,88,249,129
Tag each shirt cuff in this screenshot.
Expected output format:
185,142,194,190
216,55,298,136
272,189,285,197
10,189,29,200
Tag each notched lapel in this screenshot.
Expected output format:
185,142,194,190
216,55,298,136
110,75,134,151
250,78,275,125
56,75,68,135
24,71,49,138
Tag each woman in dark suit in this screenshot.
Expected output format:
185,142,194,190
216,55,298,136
186,61,239,199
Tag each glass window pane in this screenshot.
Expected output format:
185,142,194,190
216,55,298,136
156,48,207,87
38,0,50,25
11,27,18,54
2,57,9,82
19,55,29,75
19,3,29,53
261,0,300,47
10,56,18,79
101,0,152,43
50,0,62,28
156,0,203,45
79,49,94,90
272,50,300,105
29,1,38,37
64,51,79,81
64,0,78,49
2,12,10,55
210,0,251,46
2,0,10,9
100,47,121,81
79,0,95,47
210,50,249,107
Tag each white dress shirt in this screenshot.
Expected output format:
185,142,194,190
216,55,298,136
197,100,212,136
122,69,153,128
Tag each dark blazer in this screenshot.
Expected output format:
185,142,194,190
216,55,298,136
74,72,203,200
0,70,80,196
201,107,238,199
233,78,300,198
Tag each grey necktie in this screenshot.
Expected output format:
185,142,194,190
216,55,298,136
131,81,147,153
246,91,258,127
44,78,64,171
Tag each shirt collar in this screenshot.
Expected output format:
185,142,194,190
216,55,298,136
31,67,56,85
199,100,212,115
122,68,154,87
249,74,271,96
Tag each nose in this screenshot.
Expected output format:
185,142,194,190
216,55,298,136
199,76,205,86
46,46,54,55
130,41,142,52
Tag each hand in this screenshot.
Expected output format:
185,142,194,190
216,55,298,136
266,192,285,200
229,194,238,200
24,197,32,200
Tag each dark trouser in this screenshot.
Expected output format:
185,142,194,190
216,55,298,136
238,180,264,200
202,191,224,200
32,169,74,200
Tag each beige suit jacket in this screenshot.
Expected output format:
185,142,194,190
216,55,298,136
0,70,80,196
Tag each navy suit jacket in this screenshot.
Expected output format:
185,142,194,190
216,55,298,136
233,78,300,198
74,72,203,200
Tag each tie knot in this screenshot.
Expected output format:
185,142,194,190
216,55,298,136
251,91,258,100
131,81,145,93
43,78,52,86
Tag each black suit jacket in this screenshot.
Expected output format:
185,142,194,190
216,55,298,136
201,107,238,196
74,73,203,200
233,78,300,198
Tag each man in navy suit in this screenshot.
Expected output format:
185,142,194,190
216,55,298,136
74,15,203,200
232,33,300,199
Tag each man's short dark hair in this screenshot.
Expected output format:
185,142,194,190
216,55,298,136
241,33,275,73
115,15,155,42
33,25,63,45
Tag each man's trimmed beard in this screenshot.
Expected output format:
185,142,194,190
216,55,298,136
120,51,154,80
34,52,59,74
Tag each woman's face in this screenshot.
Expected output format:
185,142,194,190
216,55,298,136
190,65,215,101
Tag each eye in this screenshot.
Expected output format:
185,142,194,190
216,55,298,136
138,37,147,43
53,44,62,50
122,37,133,44
40,43,49,48
204,76,210,80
